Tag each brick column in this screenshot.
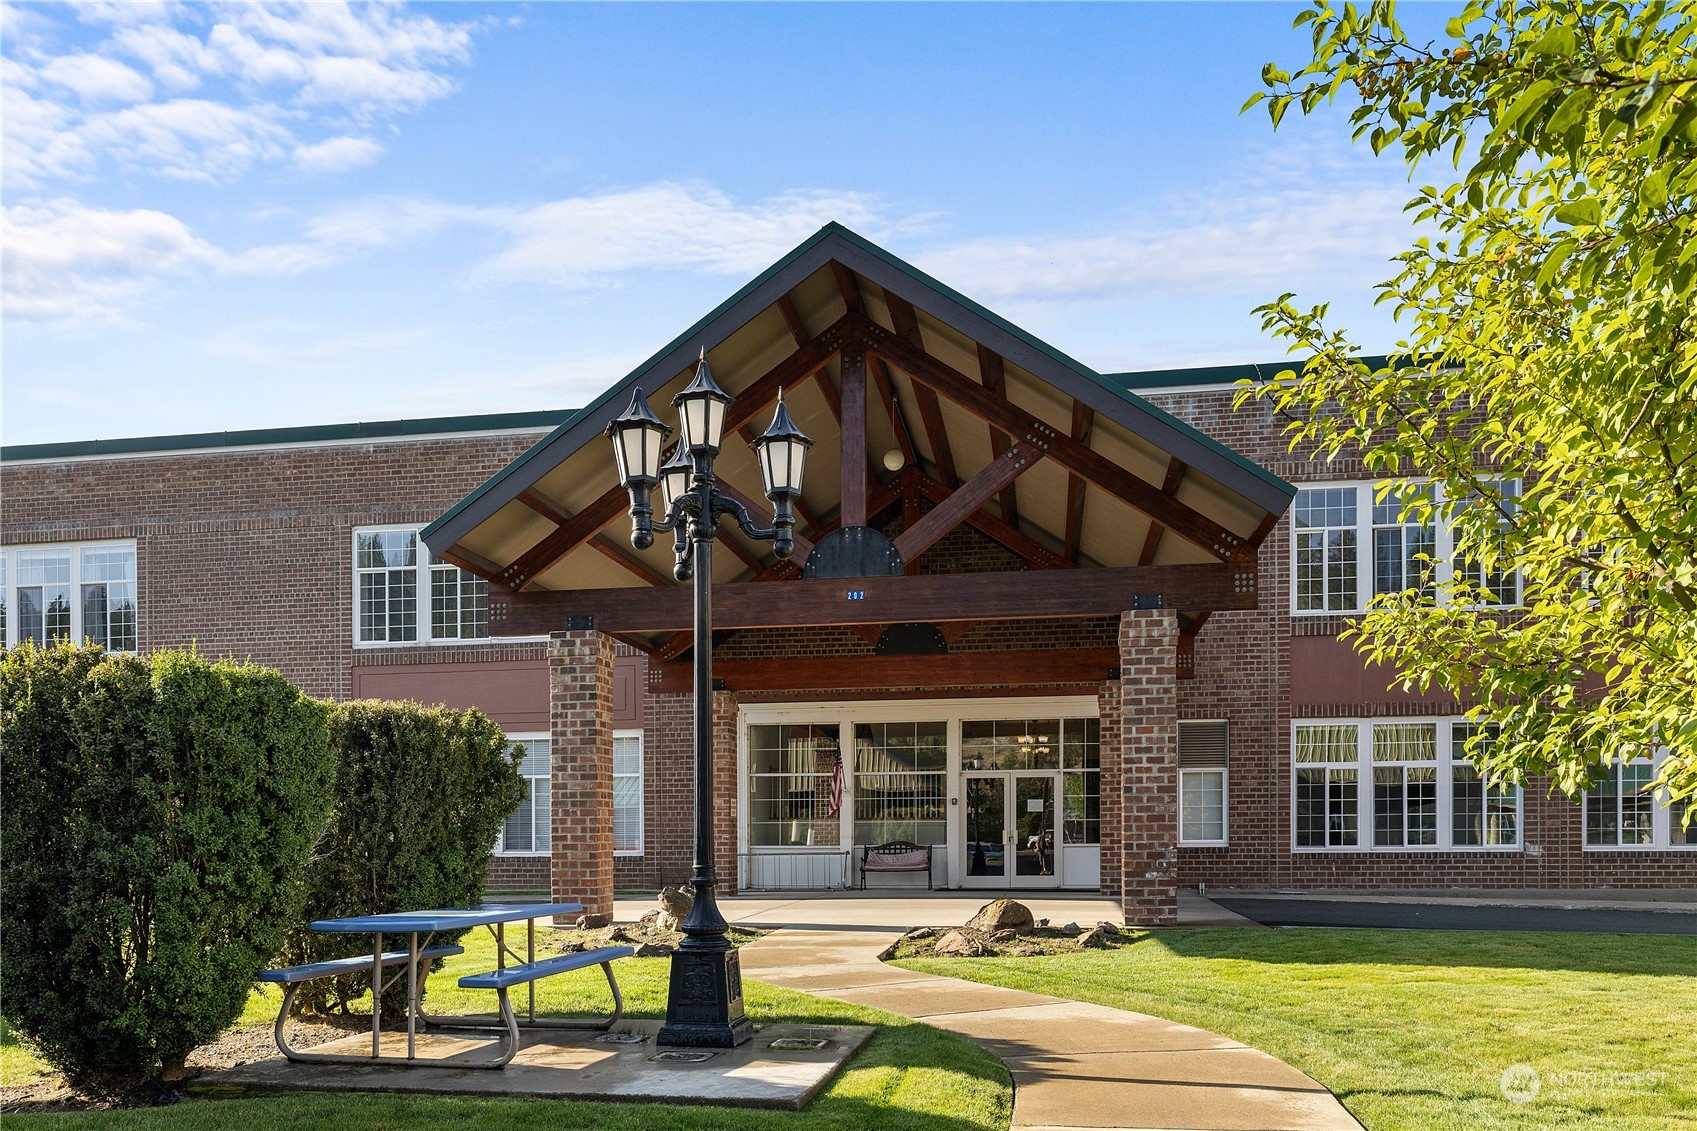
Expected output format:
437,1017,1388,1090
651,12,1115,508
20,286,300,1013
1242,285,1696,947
549,629,615,925
1119,609,1179,926
711,689,739,895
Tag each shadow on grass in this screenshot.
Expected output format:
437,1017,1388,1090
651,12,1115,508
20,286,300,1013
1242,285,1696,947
1145,927,1697,977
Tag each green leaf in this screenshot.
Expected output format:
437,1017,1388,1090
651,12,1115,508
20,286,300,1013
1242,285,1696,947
1554,197,1602,226
1530,26,1576,56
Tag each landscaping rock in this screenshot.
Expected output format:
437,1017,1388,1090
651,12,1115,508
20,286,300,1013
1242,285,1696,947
933,930,985,957
1077,926,1111,949
575,913,612,929
1009,945,1041,957
989,929,1019,945
635,910,660,929
658,885,692,932
1057,922,1082,936
967,898,1035,935
1095,921,1121,935
633,942,672,958
904,926,937,941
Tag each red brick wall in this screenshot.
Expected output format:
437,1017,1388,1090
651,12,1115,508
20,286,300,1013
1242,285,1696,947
548,629,615,922
1143,384,1697,891
1,435,546,702
1117,609,1179,924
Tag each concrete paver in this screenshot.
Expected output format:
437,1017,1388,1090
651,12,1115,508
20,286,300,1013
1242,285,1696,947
736,907,1360,1131
197,1020,872,1110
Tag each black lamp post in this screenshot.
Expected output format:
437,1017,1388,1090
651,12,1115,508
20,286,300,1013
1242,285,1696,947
606,349,812,1047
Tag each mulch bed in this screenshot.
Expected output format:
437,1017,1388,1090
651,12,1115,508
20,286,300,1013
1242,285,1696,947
2,1014,368,1114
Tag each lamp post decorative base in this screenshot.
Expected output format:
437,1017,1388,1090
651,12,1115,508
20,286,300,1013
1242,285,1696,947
656,947,754,1048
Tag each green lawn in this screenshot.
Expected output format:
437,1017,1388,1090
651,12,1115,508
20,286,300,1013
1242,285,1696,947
898,927,1697,1131
2,925,1010,1131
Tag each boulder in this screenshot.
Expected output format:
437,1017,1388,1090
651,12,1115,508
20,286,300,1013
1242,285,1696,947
904,926,937,941
989,929,1019,945
634,942,673,958
658,885,693,932
636,910,661,929
967,898,1035,935
1077,926,1111,949
1057,922,1082,937
932,930,985,957
575,913,611,929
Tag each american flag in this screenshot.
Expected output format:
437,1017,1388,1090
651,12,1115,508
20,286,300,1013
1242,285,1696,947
825,751,844,818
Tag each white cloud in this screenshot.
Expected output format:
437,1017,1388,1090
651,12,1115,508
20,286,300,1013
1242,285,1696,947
2,197,220,322
293,134,383,173
36,53,154,104
2,1,480,187
916,183,1415,309
473,183,910,287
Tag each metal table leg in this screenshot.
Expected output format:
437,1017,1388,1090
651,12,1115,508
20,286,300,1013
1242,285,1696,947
372,932,382,1058
407,931,418,1060
527,917,536,1023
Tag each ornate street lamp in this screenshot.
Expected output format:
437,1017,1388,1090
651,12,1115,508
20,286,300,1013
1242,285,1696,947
606,349,812,1047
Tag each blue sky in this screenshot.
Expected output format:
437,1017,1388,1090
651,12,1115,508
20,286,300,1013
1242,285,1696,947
2,2,1436,446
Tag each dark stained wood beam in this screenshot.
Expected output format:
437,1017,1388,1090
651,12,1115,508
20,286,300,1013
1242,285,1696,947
776,293,809,347
646,475,904,662
977,344,1019,529
517,489,669,586
871,356,916,468
870,328,1253,563
847,624,885,646
892,445,1034,564
939,621,977,644
1176,610,1212,680
655,648,1121,694
1064,402,1095,564
1137,457,1188,567
437,546,504,580
840,349,868,527
831,260,862,313
884,291,958,488
496,315,851,591
491,562,1258,636
909,472,1071,570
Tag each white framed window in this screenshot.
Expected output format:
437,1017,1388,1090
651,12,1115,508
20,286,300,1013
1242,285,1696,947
1292,480,1520,614
1293,718,1522,851
613,730,644,855
1372,723,1438,847
0,542,137,651
1585,751,1693,849
352,526,488,646
498,735,550,856
1179,720,1228,845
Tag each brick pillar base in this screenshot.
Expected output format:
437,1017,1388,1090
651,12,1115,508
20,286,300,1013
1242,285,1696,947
1119,609,1179,926
549,629,615,924
711,689,739,895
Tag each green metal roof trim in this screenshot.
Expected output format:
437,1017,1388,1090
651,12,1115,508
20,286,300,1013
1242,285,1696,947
1,409,575,463
1107,355,1393,391
421,222,1297,555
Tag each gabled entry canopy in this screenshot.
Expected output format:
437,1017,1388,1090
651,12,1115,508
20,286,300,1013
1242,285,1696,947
423,224,1293,655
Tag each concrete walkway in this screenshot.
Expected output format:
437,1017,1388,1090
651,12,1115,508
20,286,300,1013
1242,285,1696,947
735,920,1360,1131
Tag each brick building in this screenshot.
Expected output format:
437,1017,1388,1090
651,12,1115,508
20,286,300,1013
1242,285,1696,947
5,224,1690,922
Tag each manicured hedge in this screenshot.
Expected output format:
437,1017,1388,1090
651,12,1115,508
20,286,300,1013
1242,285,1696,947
0,644,335,1093
280,700,525,1017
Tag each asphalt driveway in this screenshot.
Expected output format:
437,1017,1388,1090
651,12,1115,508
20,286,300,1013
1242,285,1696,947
1213,896,1697,935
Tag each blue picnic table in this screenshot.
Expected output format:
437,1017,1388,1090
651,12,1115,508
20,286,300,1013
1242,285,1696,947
263,901,627,1068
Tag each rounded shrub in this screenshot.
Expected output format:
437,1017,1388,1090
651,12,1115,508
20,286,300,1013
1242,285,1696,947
0,643,335,1094
280,700,525,1018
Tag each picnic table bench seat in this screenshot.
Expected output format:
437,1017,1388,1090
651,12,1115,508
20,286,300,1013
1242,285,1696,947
261,944,465,1064
445,945,634,1066
259,945,465,985
859,841,936,889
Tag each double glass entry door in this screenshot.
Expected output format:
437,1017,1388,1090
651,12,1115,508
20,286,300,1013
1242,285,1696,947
963,772,1061,887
